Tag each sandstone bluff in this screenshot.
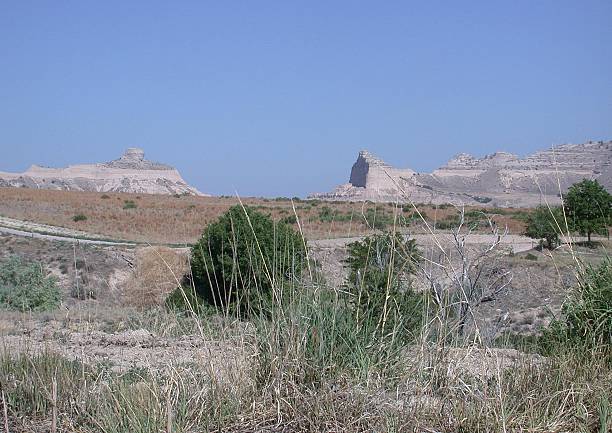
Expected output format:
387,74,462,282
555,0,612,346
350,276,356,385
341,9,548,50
0,148,205,196
310,140,612,207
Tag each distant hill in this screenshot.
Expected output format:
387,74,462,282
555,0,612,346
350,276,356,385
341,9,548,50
0,148,206,196
310,140,612,207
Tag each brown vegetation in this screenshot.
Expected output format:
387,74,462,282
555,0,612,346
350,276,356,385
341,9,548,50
125,246,189,309
0,187,529,243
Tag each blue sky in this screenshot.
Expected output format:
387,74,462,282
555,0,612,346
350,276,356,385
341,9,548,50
1,1,611,197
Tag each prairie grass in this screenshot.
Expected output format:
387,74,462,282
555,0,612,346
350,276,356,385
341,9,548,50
1,305,609,432
0,193,609,432
0,187,529,244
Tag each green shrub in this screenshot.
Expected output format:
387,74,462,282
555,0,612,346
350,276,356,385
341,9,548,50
318,206,335,222
402,206,429,222
0,256,61,312
543,259,612,351
473,196,493,203
433,211,483,231
511,209,531,222
190,205,306,316
434,220,449,230
165,283,213,316
464,210,482,220
344,232,424,337
362,208,394,230
256,233,425,385
123,200,137,210
317,206,348,223
524,206,563,249
72,214,87,222
280,215,298,225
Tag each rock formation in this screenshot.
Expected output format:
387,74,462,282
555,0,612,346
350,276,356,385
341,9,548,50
310,140,612,207
0,148,206,196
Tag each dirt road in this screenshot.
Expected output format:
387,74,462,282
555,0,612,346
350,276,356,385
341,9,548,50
1,215,538,252
0,215,137,246
310,233,537,254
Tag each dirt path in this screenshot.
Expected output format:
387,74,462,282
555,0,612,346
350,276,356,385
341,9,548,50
2,215,539,252
0,225,139,246
310,233,537,253
0,215,137,246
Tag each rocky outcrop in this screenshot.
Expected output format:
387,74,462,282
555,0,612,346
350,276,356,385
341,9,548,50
0,148,206,196
310,140,612,207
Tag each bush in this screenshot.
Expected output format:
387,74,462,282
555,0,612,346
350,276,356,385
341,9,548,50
362,208,394,230
100,194,110,199
72,214,87,222
280,215,298,225
190,205,306,316
255,233,425,384
123,200,137,209
511,209,531,222
0,256,61,312
402,206,428,223
165,283,212,316
473,196,493,204
344,232,424,337
318,206,335,222
524,206,563,249
317,206,352,223
434,220,453,230
543,259,612,351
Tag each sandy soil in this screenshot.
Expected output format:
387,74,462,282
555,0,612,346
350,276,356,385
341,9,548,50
0,320,249,380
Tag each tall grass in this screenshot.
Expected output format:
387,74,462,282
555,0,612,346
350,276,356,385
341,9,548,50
1,202,610,432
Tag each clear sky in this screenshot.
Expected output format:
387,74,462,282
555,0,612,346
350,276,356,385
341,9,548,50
1,1,611,197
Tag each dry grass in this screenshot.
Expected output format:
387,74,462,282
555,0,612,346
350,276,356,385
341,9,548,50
0,198,609,432
0,187,529,243
124,246,190,309
1,305,609,433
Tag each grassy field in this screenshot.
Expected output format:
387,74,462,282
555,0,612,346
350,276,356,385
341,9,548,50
0,255,609,432
0,187,530,243
0,189,610,432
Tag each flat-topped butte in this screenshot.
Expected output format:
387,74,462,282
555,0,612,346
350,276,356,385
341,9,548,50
0,148,205,196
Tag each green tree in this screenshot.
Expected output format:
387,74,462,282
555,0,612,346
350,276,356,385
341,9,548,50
524,206,563,249
564,179,612,243
189,205,306,316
